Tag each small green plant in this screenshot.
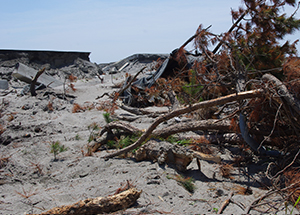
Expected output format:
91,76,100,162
182,70,204,102
291,195,300,214
103,112,113,124
50,141,68,161
213,207,218,213
106,135,140,150
88,122,100,143
168,174,196,193
107,140,116,148
118,135,139,149
176,139,192,146
75,134,80,140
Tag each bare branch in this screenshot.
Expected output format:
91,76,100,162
102,89,263,159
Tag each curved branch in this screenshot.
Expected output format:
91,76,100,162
102,89,263,159
153,119,232,138
262,73,300,117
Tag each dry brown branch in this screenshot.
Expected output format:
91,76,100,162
153,119,232,138
119,105,168,117
177,133,244,144
95,67,146,101
98,119,235,142
272,148,300,179
212,10,248,54
30,67,46,96
99,119,232,137
262,73,300,117
117,66,146,100
245,179,300,213
218,191,234,214
39,188,141,215
99,121,141,137
102,89,263,159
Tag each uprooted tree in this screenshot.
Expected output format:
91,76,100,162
98,0,300,155
92,0,300,211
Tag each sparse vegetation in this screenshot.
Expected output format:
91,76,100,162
50,141,68,161
167,174,196,193
103,112,113,124
75,134,81,140
87,122,100,143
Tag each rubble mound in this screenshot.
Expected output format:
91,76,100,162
0,49,102,83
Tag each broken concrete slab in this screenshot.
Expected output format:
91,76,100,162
0,80,8,90
102,53,168,73
12,63,63,88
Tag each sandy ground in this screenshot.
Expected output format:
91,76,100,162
0,72,298,214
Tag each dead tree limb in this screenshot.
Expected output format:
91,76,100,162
92,120,241,153
262,73,300,117
176,133,244,144
116,66,146,100
245,178,300,213
212,10,248,54
30,67,46,96
153,119,232,139
119,105,168,117
95,66,146,101
99,121,142,137
39,188,141,215
102,89,263,159
218,191,234,214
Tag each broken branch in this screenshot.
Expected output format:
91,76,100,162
102,89,263,159
218,191,234,214
30,67,46,96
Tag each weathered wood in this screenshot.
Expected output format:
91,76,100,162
134,140,220,172
135,140,194,172
119,105,168,117
102,89,263,159
12,63,62,87
99,119,232,139
39,188,141,215
99,121,141,137
117,66,146,101
262,73,300,117
154,119,232,138
30,67,46,96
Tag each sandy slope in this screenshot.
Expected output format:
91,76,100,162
0,73,298,214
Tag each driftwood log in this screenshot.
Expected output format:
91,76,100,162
37,188,141,215
102,89,263,159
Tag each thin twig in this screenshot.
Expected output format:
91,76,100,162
272,148,300,179
258,103,282,150
245,179,300,213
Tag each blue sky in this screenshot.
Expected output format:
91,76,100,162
0,0,299,63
